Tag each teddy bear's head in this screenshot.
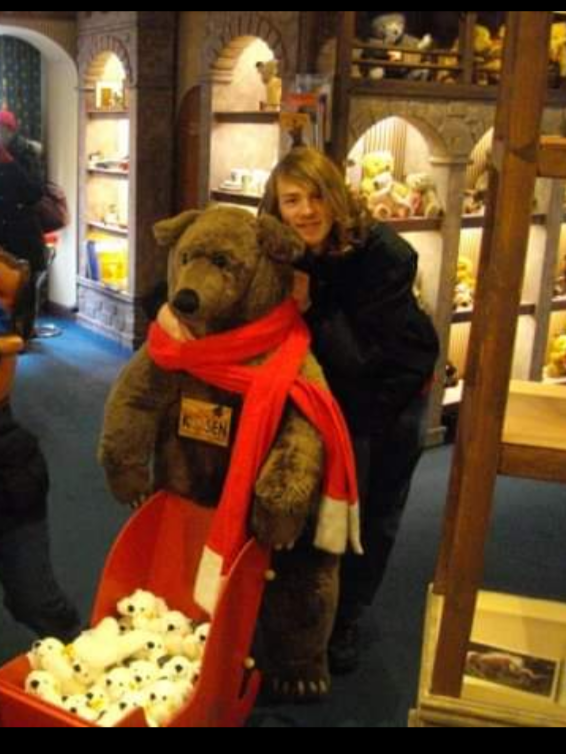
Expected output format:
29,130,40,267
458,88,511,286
154,207,304,336
372,13,406,46
362,150,394,180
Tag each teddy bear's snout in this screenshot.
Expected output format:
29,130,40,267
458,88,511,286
173,289,201,316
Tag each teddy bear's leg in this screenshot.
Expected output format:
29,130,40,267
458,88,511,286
260,546,340,703
253,408,324,549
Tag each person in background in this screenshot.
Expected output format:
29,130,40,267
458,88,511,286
0,111,46,341
0,254,81,643
261,147,440,674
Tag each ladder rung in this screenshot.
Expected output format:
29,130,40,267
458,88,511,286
538,136,566,179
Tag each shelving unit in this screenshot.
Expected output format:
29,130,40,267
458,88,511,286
328,10,566,443
76,11,176,348
80,56,130,298
412,11,566,727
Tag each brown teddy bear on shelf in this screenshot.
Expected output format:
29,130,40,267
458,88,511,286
99,206,361,704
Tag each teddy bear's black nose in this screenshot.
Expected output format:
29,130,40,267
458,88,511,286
174,289,200,315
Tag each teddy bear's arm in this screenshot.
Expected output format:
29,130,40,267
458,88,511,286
253,354,327,549
99,346,177,505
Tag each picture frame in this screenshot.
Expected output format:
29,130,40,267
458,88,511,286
465,642,561,700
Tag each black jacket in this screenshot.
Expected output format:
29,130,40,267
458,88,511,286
0,404,49,534
298,223,440,435
0,159,45,273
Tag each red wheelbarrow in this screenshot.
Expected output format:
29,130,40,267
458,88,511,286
0,492,270,728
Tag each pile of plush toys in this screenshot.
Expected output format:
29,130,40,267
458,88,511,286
24,590,210,728
454,257,476,312
356,150,443,222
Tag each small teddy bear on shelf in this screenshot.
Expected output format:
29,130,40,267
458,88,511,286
360,151,412,220
364,13,433,81
256,60,282,111
405,172,444,219
453,257,476,312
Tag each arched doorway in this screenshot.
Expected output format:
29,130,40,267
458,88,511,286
0,25,79,309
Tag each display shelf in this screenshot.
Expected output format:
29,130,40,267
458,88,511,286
86,109,129,118
87,168,129,178
77,11,175,348
213,111,280,125
551,296,566,312
87,221,129,237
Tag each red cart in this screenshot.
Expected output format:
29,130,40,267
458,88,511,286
0,492,270,728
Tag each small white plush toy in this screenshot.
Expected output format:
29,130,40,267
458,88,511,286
145,680,186,728
129,660,160,691
162,611,194,656
182,623,211,663
117,590,169,632
25,671,64,708
97,697,142,728
62,694,100,724
160,656,200,689
101,667,136,702
27,638,84,697
72,627,155,672
134,635,168,664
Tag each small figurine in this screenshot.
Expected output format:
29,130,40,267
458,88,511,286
256,60,282,111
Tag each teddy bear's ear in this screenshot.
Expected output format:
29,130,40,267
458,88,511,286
153,211,202,248
257,214,305,265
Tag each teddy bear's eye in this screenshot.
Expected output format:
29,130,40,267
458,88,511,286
181,252,190,266
211,253,229,270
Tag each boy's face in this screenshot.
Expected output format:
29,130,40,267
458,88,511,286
276,176,334,255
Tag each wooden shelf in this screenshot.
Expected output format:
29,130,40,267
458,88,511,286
461,214,548,230
213,111,280,125
77,275,132,300
501,380,566,483
87,221,129,237
88,168,129,178
386,217,443,233
551,296,566,312
210,190,261,208
87,109,129,118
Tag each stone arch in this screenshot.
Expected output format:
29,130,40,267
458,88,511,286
79,35,133,86
204,12,288,82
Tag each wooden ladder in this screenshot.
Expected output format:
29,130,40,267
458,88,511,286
431,10,566,698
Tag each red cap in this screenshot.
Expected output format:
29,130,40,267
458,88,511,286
0,110,18,132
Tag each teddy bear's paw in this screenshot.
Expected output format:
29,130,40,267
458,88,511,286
105,465,153,508
262,674,331,705
252,478,312,549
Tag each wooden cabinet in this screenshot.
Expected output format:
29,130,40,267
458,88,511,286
326,10,566,443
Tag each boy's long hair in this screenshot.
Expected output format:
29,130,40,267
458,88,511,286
260,147,370,255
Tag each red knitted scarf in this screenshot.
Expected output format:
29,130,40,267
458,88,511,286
148,299,361,615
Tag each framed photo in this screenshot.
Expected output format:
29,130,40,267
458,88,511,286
465,642,561,700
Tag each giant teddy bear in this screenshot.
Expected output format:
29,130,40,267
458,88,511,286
99,206,361,703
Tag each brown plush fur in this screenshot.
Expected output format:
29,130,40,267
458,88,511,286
99,207,340,702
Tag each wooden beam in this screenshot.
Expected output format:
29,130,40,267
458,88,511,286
431,10,553,699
